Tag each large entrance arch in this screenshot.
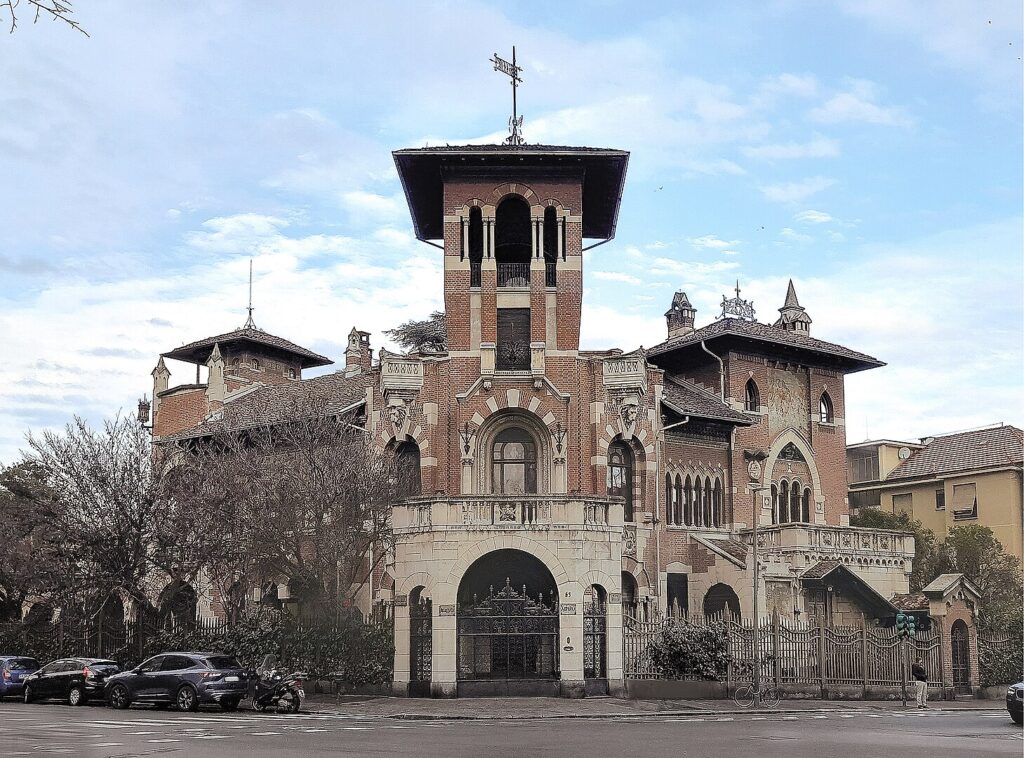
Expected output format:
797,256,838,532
456,549,560,696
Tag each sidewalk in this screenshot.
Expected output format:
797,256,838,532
302,693,1004,720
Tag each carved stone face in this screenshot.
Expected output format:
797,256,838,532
387,403,408,428
620,403,639,428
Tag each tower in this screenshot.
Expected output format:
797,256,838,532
393,146,628,379
774,279,812,334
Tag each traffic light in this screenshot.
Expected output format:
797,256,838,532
895,612,907,637
905,615,916,637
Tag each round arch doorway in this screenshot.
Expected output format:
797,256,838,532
456,549,560,696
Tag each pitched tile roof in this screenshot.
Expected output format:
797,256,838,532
647,318,884,372
162,327,333,369
661,376,754,425
159,370,371,443
890,592,929,611
886,425,1023,481
800,559,842,579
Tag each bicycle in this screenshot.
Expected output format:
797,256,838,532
732,682,780,708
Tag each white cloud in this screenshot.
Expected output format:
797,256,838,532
689,234,740,250
809,80,912,127
760,177,836,204
779,227,813,243
340,191,403,220
794,210,834,224
741,136,840,160
592,271,641,286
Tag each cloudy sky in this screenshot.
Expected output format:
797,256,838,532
1,1,1021,464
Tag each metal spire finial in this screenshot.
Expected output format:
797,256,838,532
244,259,257,329
491,46,524,146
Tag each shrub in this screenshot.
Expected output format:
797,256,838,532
647,621,731,680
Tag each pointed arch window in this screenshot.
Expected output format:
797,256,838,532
744,379,760,412
683,476,694,526
694,476,704,527
789,479,802,522
703,478,713,527
607,441,634,522
395,440,422,497
778,480,790,524
665,474,674,525
543,206,558,286
819,392,834,424
713,477,723,527
674,474,683,526
801,487,811,523
771,484,779,525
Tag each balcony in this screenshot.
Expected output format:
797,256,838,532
393,494,623,534
744,524,914,560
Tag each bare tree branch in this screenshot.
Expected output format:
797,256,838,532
3,0,89,36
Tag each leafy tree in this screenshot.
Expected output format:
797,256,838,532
934,525,1023,631
385,311,447,353
0,461,52,622
849,509,942,592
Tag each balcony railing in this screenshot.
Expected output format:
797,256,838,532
497,263,530,287
545,262,557,287
394,494,622,532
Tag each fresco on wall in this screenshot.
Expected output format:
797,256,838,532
768,368,808,438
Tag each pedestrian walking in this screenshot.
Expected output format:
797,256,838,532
911,657,928,708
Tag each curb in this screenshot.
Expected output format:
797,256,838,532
302,705,1007,721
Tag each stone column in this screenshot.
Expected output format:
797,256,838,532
392,597,410,696
431,591,458,698
558,580,586,698
461,215,469,260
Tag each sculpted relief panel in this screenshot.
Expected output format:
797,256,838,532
767,368,808,438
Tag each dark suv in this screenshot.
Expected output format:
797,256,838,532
104,652,248,711
22,657,120,705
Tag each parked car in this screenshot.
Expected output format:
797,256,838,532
23,657,120,705
104,652,248,712
0,656,40,699
1007,681,1023,725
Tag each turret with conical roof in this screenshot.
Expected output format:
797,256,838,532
774,279,812,334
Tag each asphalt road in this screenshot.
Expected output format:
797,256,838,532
0,701,1019,757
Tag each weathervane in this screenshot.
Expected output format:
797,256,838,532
244,259,258,329
491,47,524,146
719,280,756,321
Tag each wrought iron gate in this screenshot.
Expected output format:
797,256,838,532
409,596,431,697
457,579,558,680
583,594,608,694
951,620,971,694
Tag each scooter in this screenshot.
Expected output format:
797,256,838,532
252,668,307,713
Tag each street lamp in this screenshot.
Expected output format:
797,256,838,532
750,484,772,707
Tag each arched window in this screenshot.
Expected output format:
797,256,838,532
621,572,639,619
694,476,704,527
495,196,532,268
395,440,421,497
543,206,558,286
674,474,683,526
608,441,634,522
665,474,674,525
802,487,811,522
820,392,834,424
492,427,537,494
683,476,693,526
779,480,790,524
744,379,759,412
468,206,483,286
771,483,779,525
790,479,801,522
704,478,713,527
713,478,723,527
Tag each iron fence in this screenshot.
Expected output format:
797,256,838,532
624,611,945,696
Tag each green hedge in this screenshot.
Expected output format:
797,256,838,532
647,621,732,680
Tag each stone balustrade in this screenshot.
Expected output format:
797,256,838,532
394,494,623,533
745,523,914,559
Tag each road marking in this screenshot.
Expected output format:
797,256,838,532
194,735,230,739
147,738,180,743
251,731,282,735
91,743,123,748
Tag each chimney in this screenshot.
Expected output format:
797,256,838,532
345,327,372,374
665,291,696,338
